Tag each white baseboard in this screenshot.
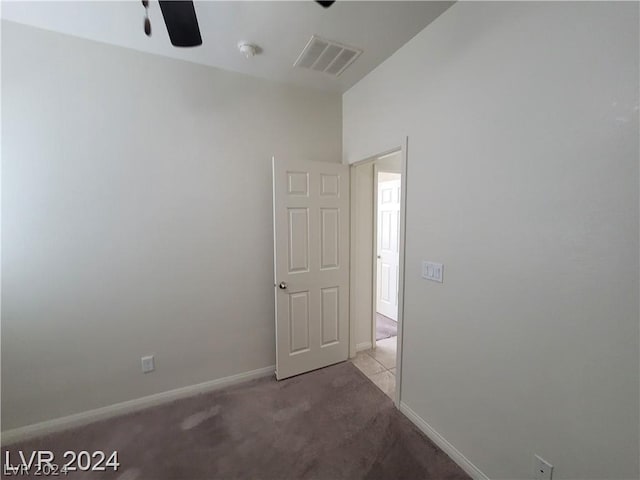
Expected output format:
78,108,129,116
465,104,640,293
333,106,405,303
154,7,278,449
356,341,372,352
1,365,275,446
400,402,490,480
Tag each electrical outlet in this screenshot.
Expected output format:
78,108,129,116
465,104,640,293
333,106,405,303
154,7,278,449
141,355,155,373
534,455,553,480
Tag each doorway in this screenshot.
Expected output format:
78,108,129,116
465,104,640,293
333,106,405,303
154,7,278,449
349,146,406,406
375,170,401,336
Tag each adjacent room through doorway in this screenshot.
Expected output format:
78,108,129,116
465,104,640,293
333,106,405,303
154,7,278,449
350,150,404,401
375,171,401,343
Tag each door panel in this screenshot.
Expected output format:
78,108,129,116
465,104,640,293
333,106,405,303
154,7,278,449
320,286,339,346
376,177,401,321
288,172,309,195
273,158,349,380
289,291,310,353
320,174,340,196
288,208,310,273
320,208,340,269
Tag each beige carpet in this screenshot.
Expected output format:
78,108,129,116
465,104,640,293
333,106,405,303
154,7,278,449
2,362,469,479
376,313,398,341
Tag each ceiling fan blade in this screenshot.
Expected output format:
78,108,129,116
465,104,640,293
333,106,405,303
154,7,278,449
315,1,335,7
158,1,202,47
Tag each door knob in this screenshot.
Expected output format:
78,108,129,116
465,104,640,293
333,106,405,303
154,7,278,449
377,255,381,259
279,282,288,290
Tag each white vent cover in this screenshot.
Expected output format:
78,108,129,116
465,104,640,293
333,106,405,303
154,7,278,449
294,35,362,77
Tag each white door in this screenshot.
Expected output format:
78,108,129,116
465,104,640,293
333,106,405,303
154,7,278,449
376,176,401,321
272,158,350,380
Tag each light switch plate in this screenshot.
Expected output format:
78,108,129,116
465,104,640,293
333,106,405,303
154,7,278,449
422,261,444,283
141,355,155,373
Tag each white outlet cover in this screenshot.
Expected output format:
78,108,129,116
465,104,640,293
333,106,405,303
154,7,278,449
534,455,553,480
141,355,155,373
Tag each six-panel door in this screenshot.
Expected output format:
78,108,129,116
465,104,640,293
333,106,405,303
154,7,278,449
272,158,349,380
376,178,401,321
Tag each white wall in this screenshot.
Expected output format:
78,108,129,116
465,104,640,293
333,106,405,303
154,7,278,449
344,2,639,479
352,161,375,351
1,21,341,430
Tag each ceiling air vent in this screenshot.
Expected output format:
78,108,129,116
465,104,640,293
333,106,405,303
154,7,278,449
294,35,362,77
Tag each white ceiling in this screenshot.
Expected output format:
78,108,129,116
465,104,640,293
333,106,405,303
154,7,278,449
1,1,453,93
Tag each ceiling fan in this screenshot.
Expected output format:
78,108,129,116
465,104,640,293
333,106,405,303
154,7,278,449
141,0,336,48
141,0,202,47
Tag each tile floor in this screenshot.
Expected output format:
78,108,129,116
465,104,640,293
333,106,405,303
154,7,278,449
351,336,397,399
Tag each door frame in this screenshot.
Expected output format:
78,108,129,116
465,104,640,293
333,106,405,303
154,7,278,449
349,137,409,408
371,162,380,350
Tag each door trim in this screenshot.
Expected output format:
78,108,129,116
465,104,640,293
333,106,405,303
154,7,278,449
396,138,409,409
348,137,409,408
371,163,379,351
271,157,279,375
